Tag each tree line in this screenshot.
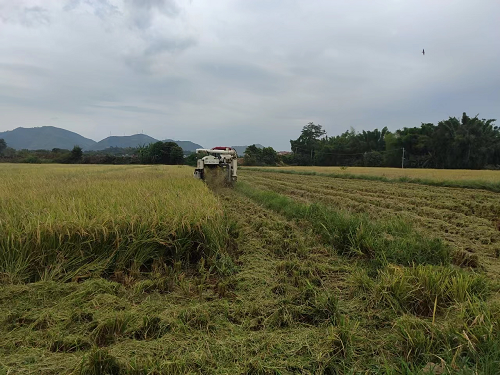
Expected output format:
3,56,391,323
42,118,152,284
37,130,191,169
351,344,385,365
242,113,499,169
0,141,184,165
286,113,499,169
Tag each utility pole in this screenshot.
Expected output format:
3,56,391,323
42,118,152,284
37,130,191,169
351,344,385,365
401,148,405,169
311,148,313,165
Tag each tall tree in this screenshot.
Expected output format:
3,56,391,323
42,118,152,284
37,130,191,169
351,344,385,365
0,139,6,156
70,145,83,162
432,113,498,169
138,141,184,165
261,147,279,166
244,144,263,165
290,122,326,165
168,142,185,165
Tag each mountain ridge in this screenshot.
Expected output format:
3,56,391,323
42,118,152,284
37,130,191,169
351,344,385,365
0,126,266,154
0,126,97,151
89,134,159,151
0,126,205,152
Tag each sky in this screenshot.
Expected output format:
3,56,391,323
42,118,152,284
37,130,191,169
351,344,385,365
0,0,499,150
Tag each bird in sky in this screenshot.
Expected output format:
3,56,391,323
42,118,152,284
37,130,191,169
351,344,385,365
422,49,425,55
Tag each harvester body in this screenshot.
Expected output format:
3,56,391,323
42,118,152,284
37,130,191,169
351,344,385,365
194,147,237,183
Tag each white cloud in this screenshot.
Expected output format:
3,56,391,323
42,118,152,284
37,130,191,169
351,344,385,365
0,0,499,150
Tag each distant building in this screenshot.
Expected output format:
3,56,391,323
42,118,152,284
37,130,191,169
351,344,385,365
278,151,292,156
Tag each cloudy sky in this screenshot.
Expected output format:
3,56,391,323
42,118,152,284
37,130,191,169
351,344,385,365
0,0,498,150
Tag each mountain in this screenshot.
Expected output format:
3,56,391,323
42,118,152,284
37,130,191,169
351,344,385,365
0,126,207,154
0,126,97,150
164,139,203,153
232,144,264,156
90,134,159,150
91,136,204,153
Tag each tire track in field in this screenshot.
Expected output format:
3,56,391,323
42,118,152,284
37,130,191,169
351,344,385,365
217,187,349,285
216,187,400,362
215,187,355,324
213,189,412,368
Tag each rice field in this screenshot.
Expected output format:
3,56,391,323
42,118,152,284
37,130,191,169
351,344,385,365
246,166,500,183
1,164,500,374
0,164,234,283
242,169,500,276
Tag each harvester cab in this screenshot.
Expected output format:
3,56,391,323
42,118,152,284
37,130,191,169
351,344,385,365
193,147,238,184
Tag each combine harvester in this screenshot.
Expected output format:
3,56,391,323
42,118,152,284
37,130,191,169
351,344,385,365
193,147,238,185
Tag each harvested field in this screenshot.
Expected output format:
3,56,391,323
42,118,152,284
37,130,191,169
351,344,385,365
244,166,500,192
241,169,500,276
246,166,500,183
1,164,500,374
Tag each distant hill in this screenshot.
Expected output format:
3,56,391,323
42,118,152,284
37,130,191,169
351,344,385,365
90,134,159,150
232,144,264,156
0,126,97,151
164,139,203,153
0,126,205,154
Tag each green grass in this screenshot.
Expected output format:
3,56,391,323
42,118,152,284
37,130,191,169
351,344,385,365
242,167,500,193
389,301,500,370
369,264,490,316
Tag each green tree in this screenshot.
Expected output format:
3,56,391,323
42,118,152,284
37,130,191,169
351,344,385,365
184,153,198,167
71,146,83,162
148,142,165,163
0,138,6,156
384,132,402,167
261,147,278,165
430,113,498,169
244,144,263,165
137,144,151,164
2,147,16,158
290,122,326,165
138,141,184,165
184,151,207,167
168,142,184,165
244,145,279,166
52,148,67,153
363,151,384,167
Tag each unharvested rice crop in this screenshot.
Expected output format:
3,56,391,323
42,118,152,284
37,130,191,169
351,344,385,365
0,164,233,283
